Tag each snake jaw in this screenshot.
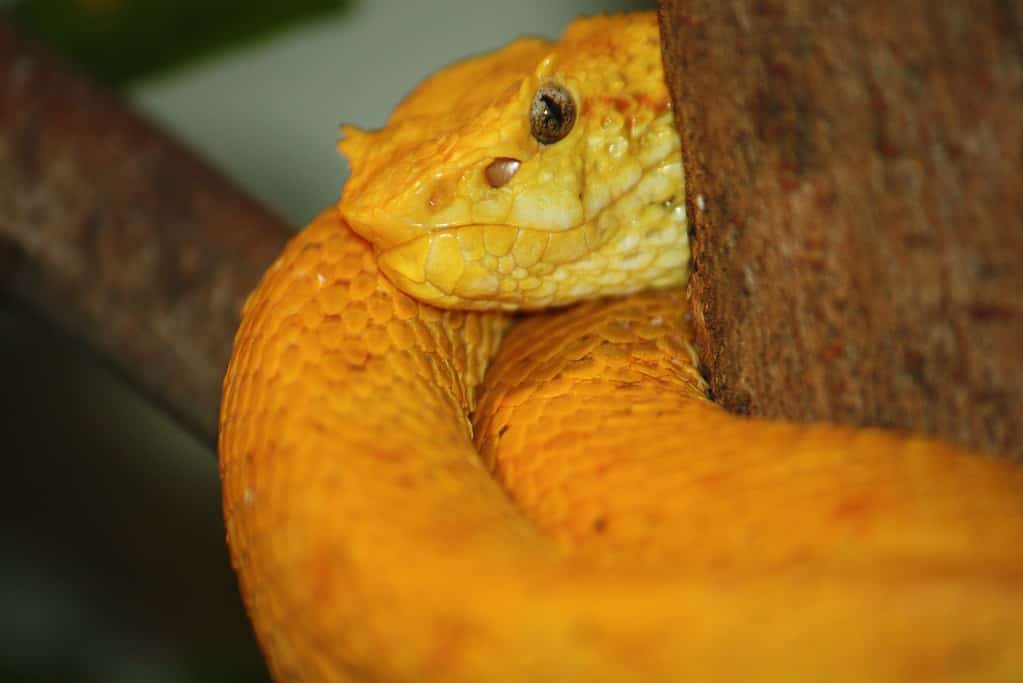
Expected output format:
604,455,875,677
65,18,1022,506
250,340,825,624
378,236,506,310
373,184,689,312
376,225,540,310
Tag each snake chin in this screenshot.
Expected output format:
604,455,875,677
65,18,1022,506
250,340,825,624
375,223,564,312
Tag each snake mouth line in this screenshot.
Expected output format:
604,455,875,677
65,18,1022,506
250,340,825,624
376,148,684,258
352,145,684,310
354,120,682,252
387,163,683,310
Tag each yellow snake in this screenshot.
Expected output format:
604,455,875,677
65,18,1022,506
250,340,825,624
219,12,1023,682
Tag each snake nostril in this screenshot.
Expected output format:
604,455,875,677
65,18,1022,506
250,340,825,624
484,157,521,188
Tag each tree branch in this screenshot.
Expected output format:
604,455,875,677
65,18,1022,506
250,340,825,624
659,0,1023,458
0,20,293,443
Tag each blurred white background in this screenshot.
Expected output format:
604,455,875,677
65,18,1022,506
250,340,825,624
132,0,653,226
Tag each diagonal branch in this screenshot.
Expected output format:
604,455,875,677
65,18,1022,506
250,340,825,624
0,20,293,443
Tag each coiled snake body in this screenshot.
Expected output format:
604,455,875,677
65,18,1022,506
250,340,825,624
220,13,1023,682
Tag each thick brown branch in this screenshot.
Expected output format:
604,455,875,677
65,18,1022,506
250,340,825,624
659,0,1023,458
0,21,293,442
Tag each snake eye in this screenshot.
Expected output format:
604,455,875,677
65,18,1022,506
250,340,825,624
529,84,576,144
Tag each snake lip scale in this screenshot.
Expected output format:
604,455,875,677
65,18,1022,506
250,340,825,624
220,11,1023,682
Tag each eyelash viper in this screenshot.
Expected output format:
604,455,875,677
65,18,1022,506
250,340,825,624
219,12,1023,682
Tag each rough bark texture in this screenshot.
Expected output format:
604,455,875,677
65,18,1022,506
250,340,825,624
0,21,293,441
658,1,1023,458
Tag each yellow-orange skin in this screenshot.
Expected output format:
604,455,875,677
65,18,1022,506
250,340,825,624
220,13,1023,682
338,15,687,310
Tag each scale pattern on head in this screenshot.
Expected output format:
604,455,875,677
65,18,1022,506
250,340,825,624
338,12,687,310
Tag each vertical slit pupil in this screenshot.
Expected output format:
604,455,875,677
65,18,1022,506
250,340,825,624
542,95,562,130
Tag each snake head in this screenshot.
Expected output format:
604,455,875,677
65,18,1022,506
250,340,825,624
338,13,688,311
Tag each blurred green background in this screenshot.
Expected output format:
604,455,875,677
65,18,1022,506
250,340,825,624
0,0,650,680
